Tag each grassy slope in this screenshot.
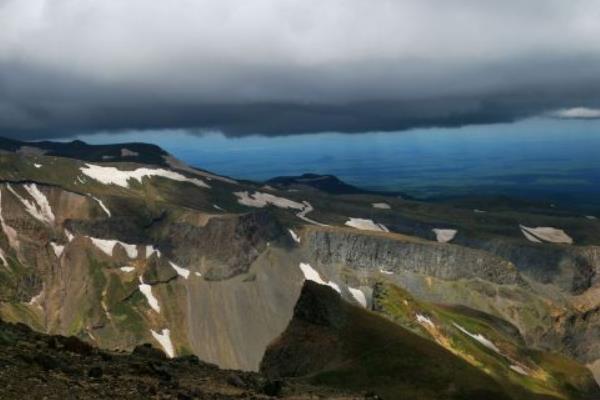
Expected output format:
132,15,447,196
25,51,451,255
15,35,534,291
373,283,599,399
263,282,518,400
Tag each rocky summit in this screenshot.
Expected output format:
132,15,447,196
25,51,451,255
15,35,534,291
0,137,599,399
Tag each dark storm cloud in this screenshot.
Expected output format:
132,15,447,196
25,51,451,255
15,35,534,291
1,0,600,139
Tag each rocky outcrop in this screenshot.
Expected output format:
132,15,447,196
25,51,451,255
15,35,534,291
459,238,600,294
163,210,289,281
304,228,523,285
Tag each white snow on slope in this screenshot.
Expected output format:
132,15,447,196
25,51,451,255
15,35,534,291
234,191,305,209
288,229,301,243
586,215,597,220
150,328,175,358
348,287,367,307
139,277,160,312
298,263,341,293
33,163,42,168
345,218,389,232
50,242,64,258
90,237,138,258
92,196,111,217
0,248,6,266
416,314,435,328
64,229,74,242
380,269,394,275
453,323,500,353
0,189,19,250
372,202,391,209
169,261,190,279
163,154,237,184
8,183,55,224
80,163,210,189
146,245,161,258
194,272,202,277
213,204,224,212
432,228,457,243
520,225,573,244
521,229,542,243
120,266,135,273
510,364,529,376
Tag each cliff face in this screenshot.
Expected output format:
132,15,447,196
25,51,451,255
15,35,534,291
304,228,522,285
459,238,600,294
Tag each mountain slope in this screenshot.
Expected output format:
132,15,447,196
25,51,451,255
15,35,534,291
0,137,599,396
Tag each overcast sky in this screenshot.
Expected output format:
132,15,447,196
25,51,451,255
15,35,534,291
1,0,600,140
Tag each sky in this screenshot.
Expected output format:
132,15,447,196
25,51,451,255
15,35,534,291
1,0,600,140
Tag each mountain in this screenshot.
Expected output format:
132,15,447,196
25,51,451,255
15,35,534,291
0,136,599,399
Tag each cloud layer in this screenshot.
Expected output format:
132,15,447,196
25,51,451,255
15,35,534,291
1,0,600,139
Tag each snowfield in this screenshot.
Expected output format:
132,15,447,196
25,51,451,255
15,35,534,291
92,196,111,217
345,218,389,232
169,261,190,279
150,328,175,358
372,202,391,209
453,323,500,353
520,225,573,244
80,163,210,189
299,262,341,293
50,242,65,258
0,189,20,250
139,277,160,313
348,287,367,307
89,237,138,258
416,314,435,328
234,191,305,209
432,228,457,243
288,229,301,243
8,183,55,224
120,266,135,273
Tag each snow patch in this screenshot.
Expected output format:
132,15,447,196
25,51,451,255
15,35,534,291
80,163,210,189
380,269,394,275
345,218,389,232
8,183,55,224
50,242,64,258
0,189,19,250
213,204,224,211
474,209,487,213
586,215,597,220
92,196,111,217
510,364,529,376
520,225,573,244
120,266,135,273
348,287,367,307
288,229,301,243
33,163,42,168
64,229,74,242
234,191,305,210
150,328,175,358
0,248,7,266
194,272,202,277
169,261,190,279
432,228,457,243
90,237,138,258
453,323,500,353
372,202,391,209
416,314,435,328
145,245,161,258
298,263,341,293
139,277,160,312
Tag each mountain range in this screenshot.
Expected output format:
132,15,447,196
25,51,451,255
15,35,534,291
0,137,599,399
